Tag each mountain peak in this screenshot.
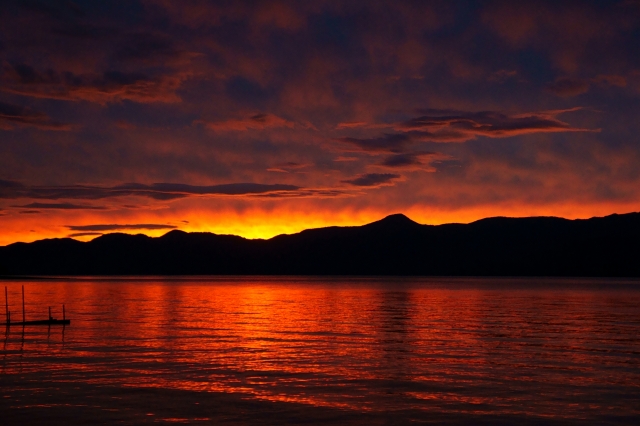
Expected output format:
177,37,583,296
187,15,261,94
161,229,189,238
373,213,420,227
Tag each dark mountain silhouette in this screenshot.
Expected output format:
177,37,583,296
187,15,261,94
1,212,639,276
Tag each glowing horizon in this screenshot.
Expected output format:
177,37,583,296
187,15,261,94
3,201,639,246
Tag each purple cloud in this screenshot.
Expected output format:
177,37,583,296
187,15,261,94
547,78,590,97
0,180,302,201
338,134,413,153
342,173,402,187
339,108,597,153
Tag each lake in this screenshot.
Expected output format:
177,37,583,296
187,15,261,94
1,277,639,425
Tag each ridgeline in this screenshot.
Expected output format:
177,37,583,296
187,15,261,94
1,213,639,276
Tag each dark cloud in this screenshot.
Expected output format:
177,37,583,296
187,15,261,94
0,180,313,200
379,153,424,168
67,224,177,232
399,108,595,139
225,77,271,104
340,108,597,153
120,183,302,199
253,189,349,198
593,74,627,88
546,75,626,98
11,202,106,210
267,161,309,173
0,180,24,189
115,120,136,129
0,101,71,131
338,134,413,153
19,210,40,214
114,32,181,63
377,152,441,171
547,78,590,97
488,69,519,82
18,0,85,19
342,173,401,187
67,232,103,238
198,114,295,131
51,23,111,40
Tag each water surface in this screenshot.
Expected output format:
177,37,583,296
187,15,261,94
1,277,639,424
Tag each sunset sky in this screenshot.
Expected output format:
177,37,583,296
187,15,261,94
1,0,640,245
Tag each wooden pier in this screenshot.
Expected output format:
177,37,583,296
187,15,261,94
3,285,70,326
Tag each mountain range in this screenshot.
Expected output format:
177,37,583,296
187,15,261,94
1,213,639,276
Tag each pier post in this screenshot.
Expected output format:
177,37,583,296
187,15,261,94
49,306,52,321
63,304,65,321
4,287,8,325
22,285,25,324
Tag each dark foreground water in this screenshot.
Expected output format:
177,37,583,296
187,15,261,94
1,277,639,425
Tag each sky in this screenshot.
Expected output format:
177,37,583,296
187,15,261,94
1,0,640,245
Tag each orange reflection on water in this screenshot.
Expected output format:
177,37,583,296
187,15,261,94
2,277,640,420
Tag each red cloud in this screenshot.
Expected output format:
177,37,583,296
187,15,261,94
0,101,72,131
266,162,309,173
198,114,295,131
1,64,184,104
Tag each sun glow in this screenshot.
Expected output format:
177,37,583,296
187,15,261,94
2,199,640,247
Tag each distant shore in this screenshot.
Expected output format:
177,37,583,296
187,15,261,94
1,212,639,277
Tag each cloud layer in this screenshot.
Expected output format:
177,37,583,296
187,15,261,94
12,202,107,210
1,1,639,244
339,108,596,153
0,101,71,131
0,180,303,201
67,224,176,232
342,173,401,187
198,114,295,131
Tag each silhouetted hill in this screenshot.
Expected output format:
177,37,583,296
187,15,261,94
1,213,639,276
